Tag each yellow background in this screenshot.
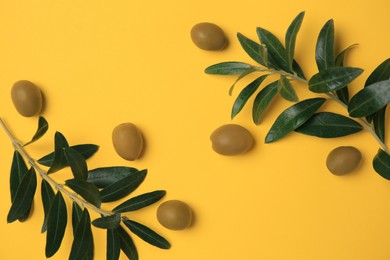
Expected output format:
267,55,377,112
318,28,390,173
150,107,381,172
0,0,389,259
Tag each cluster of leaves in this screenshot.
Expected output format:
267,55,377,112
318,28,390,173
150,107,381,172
205,12,390,178
6,117,170,260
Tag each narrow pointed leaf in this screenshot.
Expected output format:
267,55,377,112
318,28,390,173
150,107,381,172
295,112,363,138
24,116,49,146
277,76,298,102
373,107,386,142
87,166,139,189
10,150,28,202
124,219,171,249
100,170,147,203
237,33,267,66
204,62,252,75
47,132,69,174
348,80,390,117
117,225,138,260
41,179,55,233
316,19,335,71
252,81,279,124
38,144,99,167
64,148,88,181
335,44,358,67
72,201,83,235
265,98,326,143
231,75,268,119
107,229,121,260
373,149,390,180
66,179,101,208
257,27,290,72
46,192,67,258
7,168,37,223
69,209,93,260
309,67,363,93
113,190,166,213
92,213,121,229
292,60,306,79
286,11,305,69
228,68,257,95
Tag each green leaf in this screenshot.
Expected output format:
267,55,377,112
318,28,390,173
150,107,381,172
38,144,99,167
277,76,298,102
292,60,306,79
265,98,326,143
228,68,257,96
373,107,386,142
257,27,290,72
46,192,67,258
295,112,363,138
7,167,37,223
100,169,147,203
24,116,49,146
69,209,93,260
41,179,55,233
309,67,363,93
107,228,121,260
10,150,28,202
252,81,279,124
113,190,166,213
285,11,305,69
204,62,252,75
47,132,70,174
72,202,83,236
64,148,88,181
348,80,390,117
117,225,138,260
87,166,139,189
231,75,268,119
335,44,358,67
315,19,335,71
237,33,267,66
373,149,390,180
123,219,171,249
66,179,101,208
92,214,121,229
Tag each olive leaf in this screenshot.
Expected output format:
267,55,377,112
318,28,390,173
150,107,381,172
41,179,55,233
265,98,326,143
308,67,363,93
285,11,305,69
65,178,101,208
47,132,70,174
100,169,147,203
348,80,390,117
87,166,139,188
365,58,390,86
113,190,166,213
252,81,279,124
204,61,253,75
373,149,390,180
277,75,298,102
117,225,138,260
295,112,363,138
64,147,88,181
372,108,386,142
46,191,67,258
23,116,49,146
7,167,37,223
237,32,267,66
123,219,171,249
72,201,83,235
107,228,121,260
69,209,93,260
228,67,257,95
231,75,268,119
92,213,121,229
316,19,335,71
10,150,28,202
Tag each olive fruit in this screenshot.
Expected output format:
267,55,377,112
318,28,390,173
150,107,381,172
157,200,192,230
190,22,227,51
11,80,43,117
210,124,254,156
112,123,144,161
326,146,362,175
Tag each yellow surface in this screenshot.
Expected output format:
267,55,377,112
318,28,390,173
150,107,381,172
0,1,389,259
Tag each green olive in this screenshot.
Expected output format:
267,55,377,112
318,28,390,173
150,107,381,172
191,22,227,51
210,124,254,156
112,123,144,161
326,146,362,175
11,80,43,117
157,200,192,230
